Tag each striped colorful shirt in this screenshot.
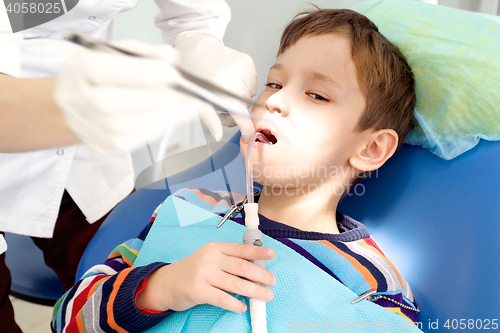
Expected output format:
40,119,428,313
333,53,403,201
51,188,419,332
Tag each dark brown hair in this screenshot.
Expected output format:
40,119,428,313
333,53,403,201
279,8,416,149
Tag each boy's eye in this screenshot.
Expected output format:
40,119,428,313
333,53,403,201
265,83,282,90
307,93,329,101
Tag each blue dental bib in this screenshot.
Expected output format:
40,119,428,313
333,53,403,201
134,194,422,332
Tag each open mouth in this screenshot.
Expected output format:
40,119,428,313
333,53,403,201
257,129,278,145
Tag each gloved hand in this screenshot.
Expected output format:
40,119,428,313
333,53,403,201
175,31,258,143
54,40,222,154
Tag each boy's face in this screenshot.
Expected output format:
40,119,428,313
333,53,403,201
241,33,368,188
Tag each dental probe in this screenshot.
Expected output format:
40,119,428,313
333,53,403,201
60,30,264,118
243,132,272,333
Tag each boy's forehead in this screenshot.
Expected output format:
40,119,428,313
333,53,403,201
277,34,352,63
272,34,356,87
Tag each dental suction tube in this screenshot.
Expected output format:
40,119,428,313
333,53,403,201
244,132,271,333
246,132,270,203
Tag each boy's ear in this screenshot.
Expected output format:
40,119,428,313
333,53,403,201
349,129,398,172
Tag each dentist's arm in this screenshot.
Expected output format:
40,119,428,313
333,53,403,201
0,38,257,153
0,41,225,154
0,34,78,152
0,74,78,153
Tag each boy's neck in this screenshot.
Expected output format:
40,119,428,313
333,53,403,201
257,185,342,234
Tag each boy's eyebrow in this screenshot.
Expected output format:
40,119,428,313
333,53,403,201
270,63,283,71
307,70,340,88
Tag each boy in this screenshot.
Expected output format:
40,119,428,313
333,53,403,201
52,8,418,332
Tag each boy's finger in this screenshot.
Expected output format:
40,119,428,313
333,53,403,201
220,256,276,287
217,242,275,261
202,286,248,313
213,271,274,303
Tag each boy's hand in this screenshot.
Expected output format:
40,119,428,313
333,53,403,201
136,242,276,313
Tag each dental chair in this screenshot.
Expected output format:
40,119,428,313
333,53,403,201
76,132,500,332
5,232,67,305
338,139,500,329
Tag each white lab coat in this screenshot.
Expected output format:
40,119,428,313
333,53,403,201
0,0,230,238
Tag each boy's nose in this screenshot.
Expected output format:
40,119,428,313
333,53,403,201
265,90,290,117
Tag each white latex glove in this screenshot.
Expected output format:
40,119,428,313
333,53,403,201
175,31,258,143
55,40,222,154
